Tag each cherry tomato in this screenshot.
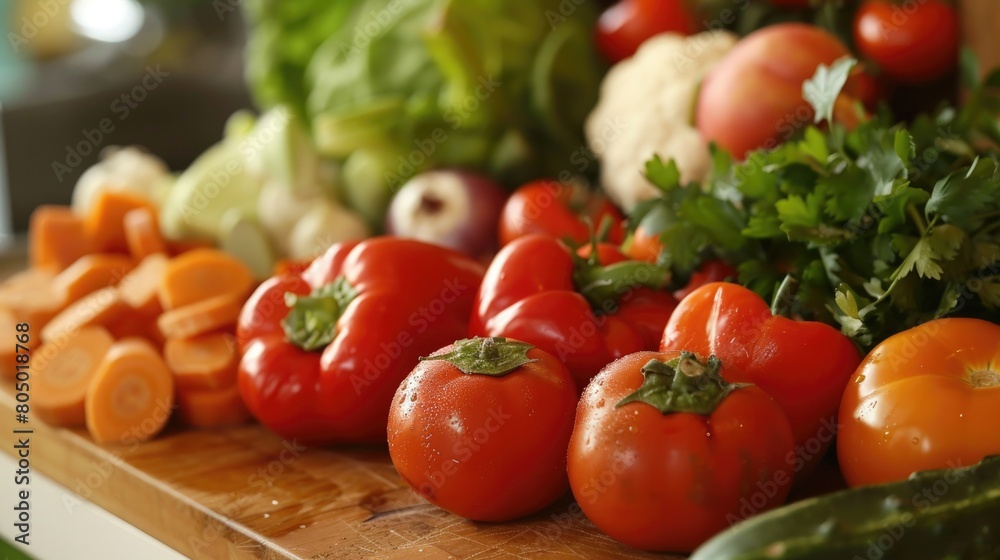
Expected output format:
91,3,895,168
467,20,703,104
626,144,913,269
854,0,959,84
595,0,696,63
568,350,795,552
388,337,578,522
624,224,664,263
498,180,624,247
838,318,1000,487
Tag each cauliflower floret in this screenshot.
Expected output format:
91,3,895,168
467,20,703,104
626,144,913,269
71,147,170,216
586,31,737,211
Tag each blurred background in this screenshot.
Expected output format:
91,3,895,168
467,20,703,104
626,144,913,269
0,0,250,236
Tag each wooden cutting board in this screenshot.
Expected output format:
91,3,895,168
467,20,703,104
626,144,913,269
0,387,676,560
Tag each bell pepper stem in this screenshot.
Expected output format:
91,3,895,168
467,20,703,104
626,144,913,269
282,276,357,351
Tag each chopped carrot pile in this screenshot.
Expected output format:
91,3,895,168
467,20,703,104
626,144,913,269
3,200,257,443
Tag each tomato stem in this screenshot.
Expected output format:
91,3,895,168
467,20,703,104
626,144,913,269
282,276,357,351
421,337,538,377
616,352,749,415
969,369,999,388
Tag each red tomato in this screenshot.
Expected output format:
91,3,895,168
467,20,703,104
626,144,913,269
662,283,860,464
595,0,696,63
624,224,664,263
568,351,795,552
499,180,624,247
470,235,675,388
838,319,1000,487
387,337,578,521
854,0,959,84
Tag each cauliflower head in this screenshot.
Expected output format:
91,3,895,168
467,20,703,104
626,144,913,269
585,31,737,211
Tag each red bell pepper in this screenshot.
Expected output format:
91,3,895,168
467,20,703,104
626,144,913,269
470,234,677,389
661,282,861,467
236,237,486,445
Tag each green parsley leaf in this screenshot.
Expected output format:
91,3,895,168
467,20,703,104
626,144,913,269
645,155,682,193
803,57,857,125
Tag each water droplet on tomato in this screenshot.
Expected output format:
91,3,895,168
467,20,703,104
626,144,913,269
911,437,920,445
595,399,605,408
855,374,866,383
410,393,417,402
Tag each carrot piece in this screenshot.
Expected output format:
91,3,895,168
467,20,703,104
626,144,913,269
0,272,66,329
123,207,167,260
105,311,154,343
167,238,215,257
163,332,238,390
157,248,253,310
274,259,311,277
41,287,126,343
54,254,134,304
175,384,249,428
85,191,156,254
29,206,92,272
0,269,55,291
33,326,115,426
118,254,169,317
84,339,174,444
156,293,242,340
0,308,38,379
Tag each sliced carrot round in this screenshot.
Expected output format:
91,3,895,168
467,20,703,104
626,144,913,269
85,191,157,254
41,287,126,343
54,254,134,304
85,339,174,444
124,207,167,260
0,272,67,330
118,254,169,317
175,384,249,428
163,332,238,390
158,248,253,310
156,293,242,340
34,326,115,427
29,205,92,272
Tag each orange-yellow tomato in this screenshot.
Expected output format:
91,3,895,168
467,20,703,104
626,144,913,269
838,318,1000,487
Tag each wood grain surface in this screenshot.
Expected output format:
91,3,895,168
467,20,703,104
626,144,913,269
0,387,675,560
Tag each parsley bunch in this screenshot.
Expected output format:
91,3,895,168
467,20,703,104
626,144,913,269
633,55,1000,349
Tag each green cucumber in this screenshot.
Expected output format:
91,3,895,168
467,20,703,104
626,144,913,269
691,456,1000,560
